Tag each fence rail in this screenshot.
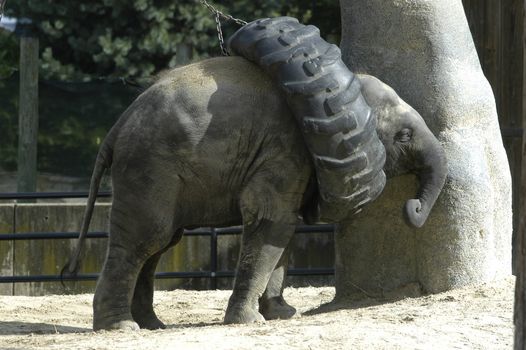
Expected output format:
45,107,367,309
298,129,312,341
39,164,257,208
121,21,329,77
0,191,335,289
0,191,112,200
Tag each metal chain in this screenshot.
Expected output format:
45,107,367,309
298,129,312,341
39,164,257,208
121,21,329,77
199,0,247,56
0,0,7,23
214,12,228,56
199,0,247,26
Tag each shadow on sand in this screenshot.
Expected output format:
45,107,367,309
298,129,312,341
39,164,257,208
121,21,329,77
303,285,424,317
0,321,90,335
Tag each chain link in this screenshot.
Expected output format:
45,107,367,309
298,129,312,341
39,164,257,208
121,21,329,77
199,0,247,26
214,12,228,56
199,0,247,56
0,0,7,23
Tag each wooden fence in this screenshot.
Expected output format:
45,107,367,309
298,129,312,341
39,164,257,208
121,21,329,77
0,202,335,296
463,0,523,256
464,1,526,348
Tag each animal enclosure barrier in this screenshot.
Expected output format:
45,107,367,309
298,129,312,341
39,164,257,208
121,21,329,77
0,191,335,295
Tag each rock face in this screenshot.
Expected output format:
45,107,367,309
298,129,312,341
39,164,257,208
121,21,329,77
335,0,512,296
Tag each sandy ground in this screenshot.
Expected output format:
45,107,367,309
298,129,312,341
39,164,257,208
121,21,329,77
0,277,515,350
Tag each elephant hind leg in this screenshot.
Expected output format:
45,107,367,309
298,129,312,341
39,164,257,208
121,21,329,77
130,253,165,330
131,229,184,329
92,244,144,331
93,187,179,331
259,250,296,320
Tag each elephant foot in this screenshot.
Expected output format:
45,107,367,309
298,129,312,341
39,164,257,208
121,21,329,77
134,313,166,330
224,303,265,324
93,317,140,331
259,296,297,320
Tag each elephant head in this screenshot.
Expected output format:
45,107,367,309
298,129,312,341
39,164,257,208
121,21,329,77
358,74,448,228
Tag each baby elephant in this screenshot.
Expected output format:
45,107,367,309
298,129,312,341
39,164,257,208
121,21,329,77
67,56,446,330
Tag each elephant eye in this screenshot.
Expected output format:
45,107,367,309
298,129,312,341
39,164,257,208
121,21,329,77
395,128,413,143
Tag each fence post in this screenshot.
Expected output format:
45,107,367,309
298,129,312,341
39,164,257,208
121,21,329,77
17,25,39,194
176,43,192,66
210,227,217,290
514,3,526,348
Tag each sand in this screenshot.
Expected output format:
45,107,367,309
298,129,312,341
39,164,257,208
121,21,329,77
0,277,515,349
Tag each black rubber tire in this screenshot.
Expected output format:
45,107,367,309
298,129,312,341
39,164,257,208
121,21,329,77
228,17,386,221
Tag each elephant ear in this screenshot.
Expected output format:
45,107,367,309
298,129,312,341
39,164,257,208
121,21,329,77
357,73,448,229
228,17,387,222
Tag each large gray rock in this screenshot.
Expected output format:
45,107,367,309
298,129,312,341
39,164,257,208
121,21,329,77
335,0,512,296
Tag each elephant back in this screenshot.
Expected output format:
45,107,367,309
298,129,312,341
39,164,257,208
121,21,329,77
228,17,386,221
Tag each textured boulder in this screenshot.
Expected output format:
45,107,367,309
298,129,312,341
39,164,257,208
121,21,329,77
336,0,512,296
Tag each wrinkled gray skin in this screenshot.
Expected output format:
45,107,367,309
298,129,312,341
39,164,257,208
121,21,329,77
358,75,448,228
82,56,446,331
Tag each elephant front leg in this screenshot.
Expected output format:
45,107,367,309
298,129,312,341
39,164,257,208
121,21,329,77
259,250,297,320
223,155,310,324
224,220,295,324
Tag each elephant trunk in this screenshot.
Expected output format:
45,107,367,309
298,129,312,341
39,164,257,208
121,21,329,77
404,138,448,228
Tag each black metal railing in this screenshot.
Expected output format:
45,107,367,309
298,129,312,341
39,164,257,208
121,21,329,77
0,191,112,200
0,191,335,289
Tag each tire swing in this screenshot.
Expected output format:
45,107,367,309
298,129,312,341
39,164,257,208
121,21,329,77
227,17,387,222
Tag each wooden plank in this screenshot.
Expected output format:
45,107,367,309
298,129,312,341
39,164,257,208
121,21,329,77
507,135,524,267
12,203,222,294
508,1,524,247
175,43,193,66
13,203,110,296
155,230,337,291
499,0,523,129
156,235,211,290
499,0,525,270
482,0,501,99
17,36,39,193
464,1,524,264
463,0,500,113
514,1,526,347
0,204,14,295
288,232,335,287
214,234,240,289
462,0,485,59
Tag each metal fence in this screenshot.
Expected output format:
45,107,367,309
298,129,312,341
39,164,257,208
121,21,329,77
0,191,335,290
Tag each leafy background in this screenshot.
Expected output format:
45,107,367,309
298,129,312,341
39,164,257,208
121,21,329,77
0,0,339,178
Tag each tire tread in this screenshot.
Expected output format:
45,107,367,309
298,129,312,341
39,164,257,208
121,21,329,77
228,17,387,220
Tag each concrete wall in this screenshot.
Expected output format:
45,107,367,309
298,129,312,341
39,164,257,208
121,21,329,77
0,171,90,193
0,204,14,295
0,203,333,296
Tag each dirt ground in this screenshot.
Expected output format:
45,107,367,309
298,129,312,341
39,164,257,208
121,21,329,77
0,276,515,350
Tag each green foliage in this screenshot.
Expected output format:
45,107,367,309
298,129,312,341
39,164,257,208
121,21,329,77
7,0,214,80
0,74,139,176
0,77,18,172
0,31,19,173
5,0,339,81
35,80,139,176
0,31,19,78
0,0,340,179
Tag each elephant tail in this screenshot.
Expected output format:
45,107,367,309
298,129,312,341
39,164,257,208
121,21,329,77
62,137,113,279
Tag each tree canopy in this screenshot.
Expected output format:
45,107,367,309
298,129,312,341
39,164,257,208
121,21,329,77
3,0,340,81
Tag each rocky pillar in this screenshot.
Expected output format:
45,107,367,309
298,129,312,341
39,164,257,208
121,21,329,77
335,0,512,297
